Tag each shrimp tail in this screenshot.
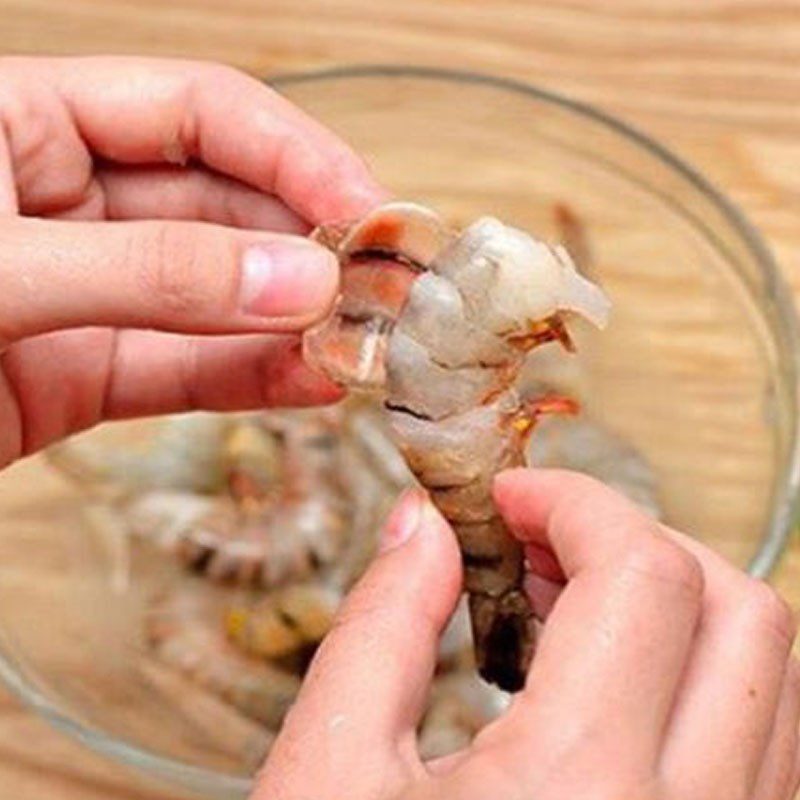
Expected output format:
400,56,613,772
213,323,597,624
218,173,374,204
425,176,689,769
469,587,534,692
449,450,534,691
463,395,577,689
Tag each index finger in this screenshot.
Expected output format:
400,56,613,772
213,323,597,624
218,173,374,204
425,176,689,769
486,469,704,771
494,467,665,576
37,56,386,223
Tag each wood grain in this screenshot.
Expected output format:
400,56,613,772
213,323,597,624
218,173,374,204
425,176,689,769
1,1,800,797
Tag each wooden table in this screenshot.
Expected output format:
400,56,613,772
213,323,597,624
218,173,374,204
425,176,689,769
2,1,800,796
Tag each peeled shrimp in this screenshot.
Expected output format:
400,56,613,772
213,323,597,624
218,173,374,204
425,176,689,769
304,202,609,691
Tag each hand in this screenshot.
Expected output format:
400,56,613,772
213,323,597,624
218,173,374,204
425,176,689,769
253,470,800,800
0,56,385,467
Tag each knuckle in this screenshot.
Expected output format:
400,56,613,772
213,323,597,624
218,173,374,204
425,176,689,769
191,62,259,111
742,579,797,645
618,537,704,601
0,62,91,214
146,62,257,166
132,222,237,317
0,67,34,132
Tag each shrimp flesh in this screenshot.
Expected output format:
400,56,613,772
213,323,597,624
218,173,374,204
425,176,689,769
304,202,609,691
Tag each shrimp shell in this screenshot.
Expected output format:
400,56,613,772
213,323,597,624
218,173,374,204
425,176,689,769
100,411,349,588
304,202,610,692
221,406,403,661
145,583,300,729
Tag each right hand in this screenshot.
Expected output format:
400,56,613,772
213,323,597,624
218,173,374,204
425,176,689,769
253,470,800,800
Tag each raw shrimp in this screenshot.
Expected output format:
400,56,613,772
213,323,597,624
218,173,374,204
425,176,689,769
224,406,404,660
47,413,231,497
58,411,350,588
304,202,609,691
145,581,301,729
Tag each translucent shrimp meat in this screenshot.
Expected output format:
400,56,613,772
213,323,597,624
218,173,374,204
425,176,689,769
304,201,610,691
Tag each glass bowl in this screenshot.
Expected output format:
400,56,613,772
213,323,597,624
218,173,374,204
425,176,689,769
0,66,798,799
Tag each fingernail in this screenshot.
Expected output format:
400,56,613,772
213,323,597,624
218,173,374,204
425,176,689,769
240,240,337,318
379,488,426,552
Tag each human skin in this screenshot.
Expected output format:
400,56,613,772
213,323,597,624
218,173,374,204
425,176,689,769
253,474,800,800
0,56,796,800
0,55,386,467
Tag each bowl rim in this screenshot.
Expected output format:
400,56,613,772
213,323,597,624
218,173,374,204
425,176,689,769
2,63,798,798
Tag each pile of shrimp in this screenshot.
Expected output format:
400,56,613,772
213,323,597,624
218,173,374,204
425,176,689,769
49,403,512,759
47,202,660,757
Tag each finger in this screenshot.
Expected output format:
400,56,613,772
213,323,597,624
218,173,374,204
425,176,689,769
0,217,338,348
1,56,385,223
791,732,800,799
658,539,796,796
93,165,308,231
0,131,15,215
523,543,565,620
523,572,562,621
524,542,564,583
490,469,704,771
2,328,342,457
0,61,91,216
104,330,342,418
751,659,800,800
255,491,462,800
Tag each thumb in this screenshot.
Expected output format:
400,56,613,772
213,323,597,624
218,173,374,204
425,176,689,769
254,489,463,800
0,216,339,347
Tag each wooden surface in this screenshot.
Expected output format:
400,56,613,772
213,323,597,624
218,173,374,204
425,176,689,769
2,1,800,797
